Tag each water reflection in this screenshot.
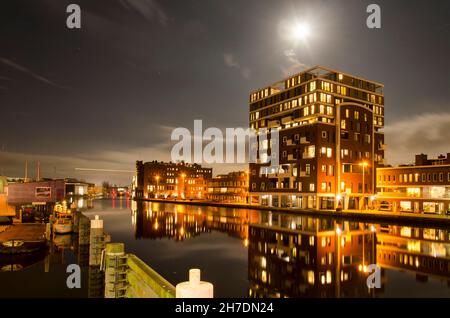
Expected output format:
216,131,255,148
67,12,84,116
132,201,450,298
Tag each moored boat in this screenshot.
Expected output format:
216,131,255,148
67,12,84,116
53,216,73,234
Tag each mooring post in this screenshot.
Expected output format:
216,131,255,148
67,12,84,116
104,242,127,298
45,223,51,242
89,215,104,266
176,269,214,298
78,215,90,245
72,210,80,233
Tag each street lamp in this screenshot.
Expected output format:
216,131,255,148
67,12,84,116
359,161,369,211
181,173,186,199
245,170,250,204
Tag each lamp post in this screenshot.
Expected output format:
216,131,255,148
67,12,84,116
181,173,186,199
359,162,369,211
245,170,250,204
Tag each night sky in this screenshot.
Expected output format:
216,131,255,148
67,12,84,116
1,0,449,185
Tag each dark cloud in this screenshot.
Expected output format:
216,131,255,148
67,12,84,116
0,0,449,185
384,112,450,166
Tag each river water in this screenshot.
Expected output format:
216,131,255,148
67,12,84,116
1,198,450,298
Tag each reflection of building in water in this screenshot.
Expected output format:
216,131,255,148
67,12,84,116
133,203,257,242
376,225,450,282
248,213,377,298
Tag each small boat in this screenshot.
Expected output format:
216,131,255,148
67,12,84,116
1,264,23,271
53,214,73,235
2,239,24,248
0,239,46,254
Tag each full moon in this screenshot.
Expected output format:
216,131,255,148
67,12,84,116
291,23,311,41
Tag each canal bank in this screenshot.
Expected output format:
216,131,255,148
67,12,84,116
138,198,450,229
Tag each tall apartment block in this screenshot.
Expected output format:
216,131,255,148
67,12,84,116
248,66,385,210
134,161,212,200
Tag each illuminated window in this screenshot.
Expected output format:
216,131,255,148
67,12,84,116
321,182,327,191
327,106,333,115
306,164,311,176
345,109,349,118
307,271,315,285
319,104,325,114
305,146,315,158
261,270,267,283
310,81,316,91
354,111,359,120
309,183,315,191
338,74,343,81
341,119,346,130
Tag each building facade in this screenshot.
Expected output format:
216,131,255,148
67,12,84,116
206,171,249,203
0,176,15,217
376,153,450,214
249,66,385,210
134,161,212,200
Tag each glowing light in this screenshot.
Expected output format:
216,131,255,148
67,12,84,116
291,23,311,41
336,194,342,201
336,226,342,236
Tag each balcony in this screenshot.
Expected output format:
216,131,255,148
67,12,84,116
300,137,310,144
281,116,293,125
286,139,296,146
299,171,310,177
268,120,280,129
302,152,315,159
287,154,296,161
378,143,386,151
377,159,386,165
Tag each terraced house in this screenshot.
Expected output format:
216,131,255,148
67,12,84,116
248,66,385,210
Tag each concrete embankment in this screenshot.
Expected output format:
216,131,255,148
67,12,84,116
139,198,450,229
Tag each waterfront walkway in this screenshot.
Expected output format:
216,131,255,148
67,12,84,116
140,198,450,228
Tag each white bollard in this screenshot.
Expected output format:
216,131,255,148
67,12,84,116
91,215,103,229
176,269,213,298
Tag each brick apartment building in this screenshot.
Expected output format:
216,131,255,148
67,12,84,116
134,161,212,200
249,66,385,210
